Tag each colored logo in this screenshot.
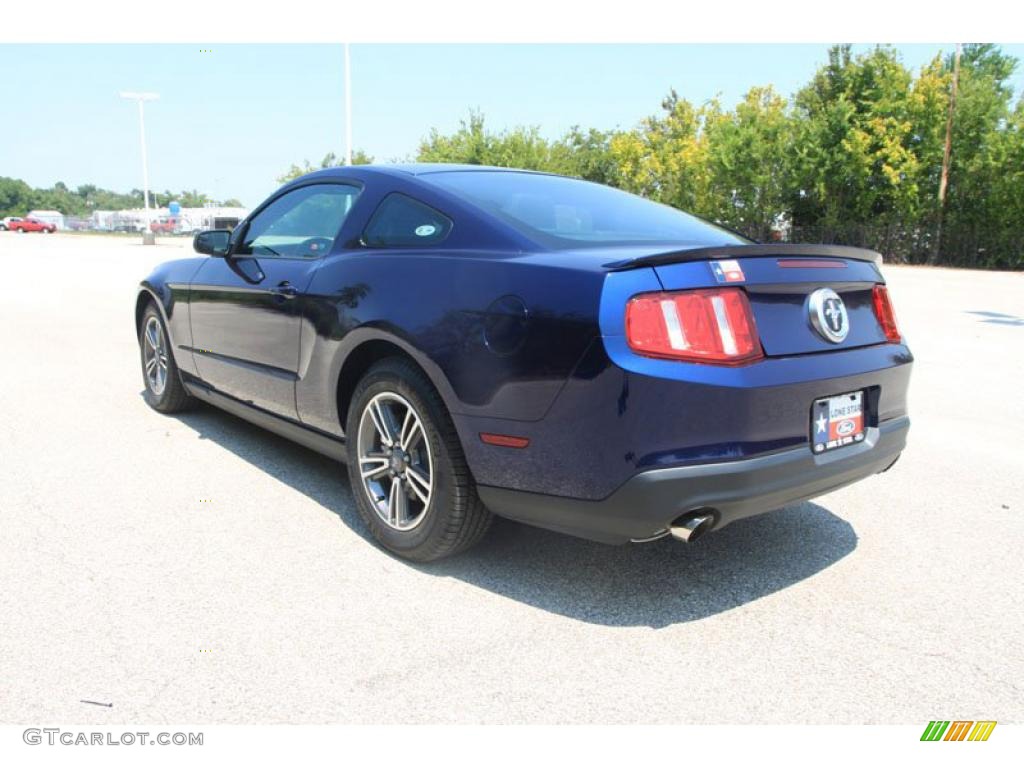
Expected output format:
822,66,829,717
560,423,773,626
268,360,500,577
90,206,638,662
710,259,745,283
807,287,849,343
920,721,997,742
836,418,857,436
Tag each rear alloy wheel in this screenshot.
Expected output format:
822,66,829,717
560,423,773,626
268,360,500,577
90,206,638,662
357,392,434,532
346,358,491,561
139,304,192,413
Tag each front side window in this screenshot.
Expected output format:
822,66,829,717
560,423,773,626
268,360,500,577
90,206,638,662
239,183,360,258
361,193,453,248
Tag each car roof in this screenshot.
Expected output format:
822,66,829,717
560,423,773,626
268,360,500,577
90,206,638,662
299,163,555,182
372,163,552,176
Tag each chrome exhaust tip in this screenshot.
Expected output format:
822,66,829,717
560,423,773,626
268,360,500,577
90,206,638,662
669,512,715,543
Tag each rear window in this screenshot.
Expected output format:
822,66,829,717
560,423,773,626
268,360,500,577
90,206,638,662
423,171,747,248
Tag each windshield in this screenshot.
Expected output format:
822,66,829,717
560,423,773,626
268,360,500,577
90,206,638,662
423,170,748,248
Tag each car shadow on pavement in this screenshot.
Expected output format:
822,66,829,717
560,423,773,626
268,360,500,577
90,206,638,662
174,401,858,629
433,508,856,628
965,310,1024,326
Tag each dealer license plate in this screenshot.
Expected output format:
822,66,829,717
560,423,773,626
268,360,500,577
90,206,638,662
812,391,865,453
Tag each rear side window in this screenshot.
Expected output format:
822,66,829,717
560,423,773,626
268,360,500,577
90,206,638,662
362,193,452,248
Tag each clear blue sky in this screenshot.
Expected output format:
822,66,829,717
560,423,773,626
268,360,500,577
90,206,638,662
3,44,1023,207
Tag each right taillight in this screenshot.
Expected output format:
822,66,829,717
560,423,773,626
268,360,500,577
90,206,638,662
872,285,901,343
625,287,764,365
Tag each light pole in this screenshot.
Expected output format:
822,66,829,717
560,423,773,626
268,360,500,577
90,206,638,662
120,91,159,240
344,44,352,165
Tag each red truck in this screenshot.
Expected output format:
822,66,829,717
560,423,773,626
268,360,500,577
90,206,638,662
10,217,56,233
149,217,179,234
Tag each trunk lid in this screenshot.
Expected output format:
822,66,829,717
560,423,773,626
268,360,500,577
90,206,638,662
617,245,887,357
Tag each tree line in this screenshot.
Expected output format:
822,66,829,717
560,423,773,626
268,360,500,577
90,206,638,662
412,44,1023,269
0,178,242,220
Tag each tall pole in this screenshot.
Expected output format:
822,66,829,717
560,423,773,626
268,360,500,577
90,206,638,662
120,92,159,233
137,99,150,218
932,44,961,264
344,43,353,165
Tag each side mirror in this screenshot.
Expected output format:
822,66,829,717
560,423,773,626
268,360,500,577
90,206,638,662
193,229,232,257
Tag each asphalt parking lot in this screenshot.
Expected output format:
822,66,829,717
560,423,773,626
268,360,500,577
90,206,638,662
0,232,1021,724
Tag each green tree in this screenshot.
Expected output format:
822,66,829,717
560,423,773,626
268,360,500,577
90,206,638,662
276,150,374,184
905,55,951,225
939,44,1020,266
417,111,557,170
704,85,796,239
0,177,247,219
980,97,1024,267
609,90,718,214
549,126,616,184
0,176,35,217
790,45,920,238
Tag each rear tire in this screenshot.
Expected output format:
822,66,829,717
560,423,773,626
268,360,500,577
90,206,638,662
139,303,193,413
345,358,491,562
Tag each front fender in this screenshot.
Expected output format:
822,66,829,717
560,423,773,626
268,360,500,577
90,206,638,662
135,257,206,377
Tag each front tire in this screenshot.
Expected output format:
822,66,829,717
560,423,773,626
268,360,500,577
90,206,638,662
345,358,491,562
139,304,192,413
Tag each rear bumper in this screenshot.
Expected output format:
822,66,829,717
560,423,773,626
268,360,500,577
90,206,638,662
477,415,909,544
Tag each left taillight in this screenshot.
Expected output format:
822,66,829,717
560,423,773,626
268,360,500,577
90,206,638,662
872,284,901,343
625,287,764,365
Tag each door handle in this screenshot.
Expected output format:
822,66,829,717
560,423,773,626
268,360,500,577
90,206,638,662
272,281,298,299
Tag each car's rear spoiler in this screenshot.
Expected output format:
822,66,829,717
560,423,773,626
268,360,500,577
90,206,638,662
603,243,883,271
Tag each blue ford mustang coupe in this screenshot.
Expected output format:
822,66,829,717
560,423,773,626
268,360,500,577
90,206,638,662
136,164,912,561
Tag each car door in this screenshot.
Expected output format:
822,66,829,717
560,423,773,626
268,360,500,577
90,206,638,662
188,182,361,419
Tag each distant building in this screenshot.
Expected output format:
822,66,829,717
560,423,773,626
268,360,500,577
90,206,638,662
27,210,66,229
187,206,250,231
90,206,250,233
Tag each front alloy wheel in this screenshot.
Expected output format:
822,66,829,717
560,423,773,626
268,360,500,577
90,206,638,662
142,315,169,396
139,303,192,413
